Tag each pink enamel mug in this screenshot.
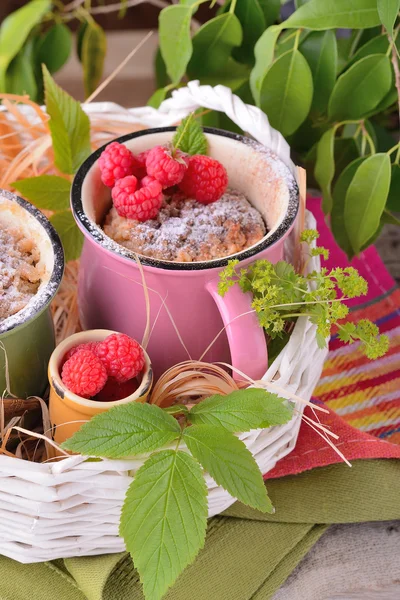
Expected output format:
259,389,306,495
71,128,299,380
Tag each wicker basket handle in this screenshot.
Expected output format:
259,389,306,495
158,80,296,176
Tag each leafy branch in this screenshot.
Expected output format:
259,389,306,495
218,230,389,360
62,388,293,600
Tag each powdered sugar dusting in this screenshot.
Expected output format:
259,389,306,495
0,222,42,321
0,191,64,335
103,189,266,262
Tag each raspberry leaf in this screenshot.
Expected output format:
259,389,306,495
43,65,91,174
12,175,71,211
120,450,207,600
189,388,292,432
183,425,274,513
173,114,208,156
50,210,83,262
62,402,181,457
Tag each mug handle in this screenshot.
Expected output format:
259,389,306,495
205,279,268,381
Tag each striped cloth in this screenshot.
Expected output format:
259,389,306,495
266,198,400,480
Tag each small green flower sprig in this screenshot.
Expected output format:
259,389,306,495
219,230,389,360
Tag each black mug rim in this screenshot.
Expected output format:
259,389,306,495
0,189,65,335
71,127,299,272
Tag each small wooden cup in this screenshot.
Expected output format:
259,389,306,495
48,329,153,445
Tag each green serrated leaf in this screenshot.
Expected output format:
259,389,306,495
173,115,208,155
189,389,292,432
331,157,366,259
159,5,193,84
232,0,266,65
62,402,181,457
386,164,400,212
81,21,106,99
344,153,391,254
43,65,91,175
284,0,381,30
328,54,393,121
36,23,72,74
183,425,273,513
300,30,337,114
12,175,71,211
260,49,313,136
249,25,280,104
120,450,207,600
188,13,242,78
50,210,83,262
0,0,51,90
377,0,400,35
314,127,336,214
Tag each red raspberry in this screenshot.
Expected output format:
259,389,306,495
63,342,99,363
112,175,163,221
135,150,150,179
98,142,141,187
179,155,228,204
146,145,188,188
96,333,145,383
61,349,107,399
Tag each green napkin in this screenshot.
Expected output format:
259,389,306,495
1,459,399,600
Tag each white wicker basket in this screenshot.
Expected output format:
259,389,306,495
0,83,328,564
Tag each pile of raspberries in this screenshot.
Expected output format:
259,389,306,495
98,142,228,222
61,333,145,399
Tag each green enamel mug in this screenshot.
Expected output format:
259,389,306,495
0,190,64,398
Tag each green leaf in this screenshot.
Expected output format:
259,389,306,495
381,210,400,226
183,425,273,513
344,34,389,70
43,65,91,175
81,21,107,99
159,5,193,84
147,86,170,109
201,57,250,91
0,0,51,90
259,49,313,136
249,25,280,104
328,54,393,121
377,0,400,35
173,114,208,155
300,30,337,114
331,157,366,259
154,47,169,88
284,0,381,30
259,0,281,25
333,137,360,183
36,24,72,74
120,450,207,600
76,21,88,63
12,175,71,211
50,210,83,262
188,13,242,78
232,0,266,65
5,47,37,100
344,153,391,254
189,389,292,432
386,164,400,211
62,402,181,457
314,127,336,214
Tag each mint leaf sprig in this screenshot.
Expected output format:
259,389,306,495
62,388,292,600
218,230,389,360
172,113,208,156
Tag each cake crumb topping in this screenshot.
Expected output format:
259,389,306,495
0,223,42,321
103,189,266,262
